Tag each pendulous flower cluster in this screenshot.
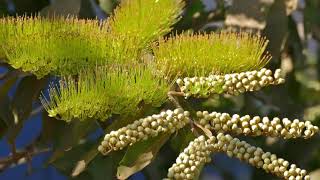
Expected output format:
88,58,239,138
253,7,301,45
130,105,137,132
195,111,319,139
211,133,310,180
167,133,311,180
167,136,211,180
98,108,190,155
176,68,285,98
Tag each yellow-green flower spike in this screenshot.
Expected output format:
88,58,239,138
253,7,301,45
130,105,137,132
196,111,319,139
0,15,109,78
177,68,285,98
154,32,271,78
98,108,190,155
211,133,310,180
166,135,212,180
106,0,184,64
40,67,171,122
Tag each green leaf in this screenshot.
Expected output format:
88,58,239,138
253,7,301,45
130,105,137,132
7,75,46,142
70,116,138,176
13,0,49,15
117,132,171,179
79,0,96,18
52,141,123,179
40,0,81,16
98,0,116,14
51,142,93,175
80,152,123,180
69,112,156,177
170,126,196,152
0,116,7,138
0,72,18,138
39,111,66,146
0,0,9,16
48,120,99,165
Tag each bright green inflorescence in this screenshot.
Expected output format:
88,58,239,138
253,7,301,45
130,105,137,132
0,16,109,78
154,32,271,78
0,0,184,78
40,67,171,122
106,0,184,64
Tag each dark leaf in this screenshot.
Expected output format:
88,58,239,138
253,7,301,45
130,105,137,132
7,75,46,142
0,117,7,138
0,72,18,138
225,0,274,30
12,0,49,15
79,0,96,18
70,116,138,177
71,109,158,177
40,0,81,16
117,133,171,180
51,142,93,175
170,126,196,152
39,111,66,146
48,120,99,164
98,0,116,14
263,0,288,62
52,142,123,180
84,152,123,180
193,122,212,137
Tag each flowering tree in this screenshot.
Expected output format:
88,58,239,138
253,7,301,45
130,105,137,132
0,0,318,179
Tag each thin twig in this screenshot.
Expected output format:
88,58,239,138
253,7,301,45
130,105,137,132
30,106,44,117
167,91,183,109
0,72,8,80
167,91,184,97
0,148,51,169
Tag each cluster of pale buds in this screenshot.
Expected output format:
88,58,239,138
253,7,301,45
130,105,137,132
98,109,190,155
166,136,211,180
176,68,285,98
211,133,310,180
195,111,319,139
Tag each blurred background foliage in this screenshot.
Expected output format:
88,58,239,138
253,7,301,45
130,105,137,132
1,0,320,180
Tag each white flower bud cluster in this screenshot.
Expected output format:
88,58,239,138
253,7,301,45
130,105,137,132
98,109,190,155
210,133,310,180
176,68,285,98
196,111,319,139
167,136,212,180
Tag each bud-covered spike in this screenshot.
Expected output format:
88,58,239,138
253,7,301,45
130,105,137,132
177,68,285,98
195,111,319,139
166,135,213,180
211,133,310,180
98,109,190,155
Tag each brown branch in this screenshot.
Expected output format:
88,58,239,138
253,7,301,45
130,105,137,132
0,72,8,80
30,106,44,117
0,148,51,170
167,91,183,109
